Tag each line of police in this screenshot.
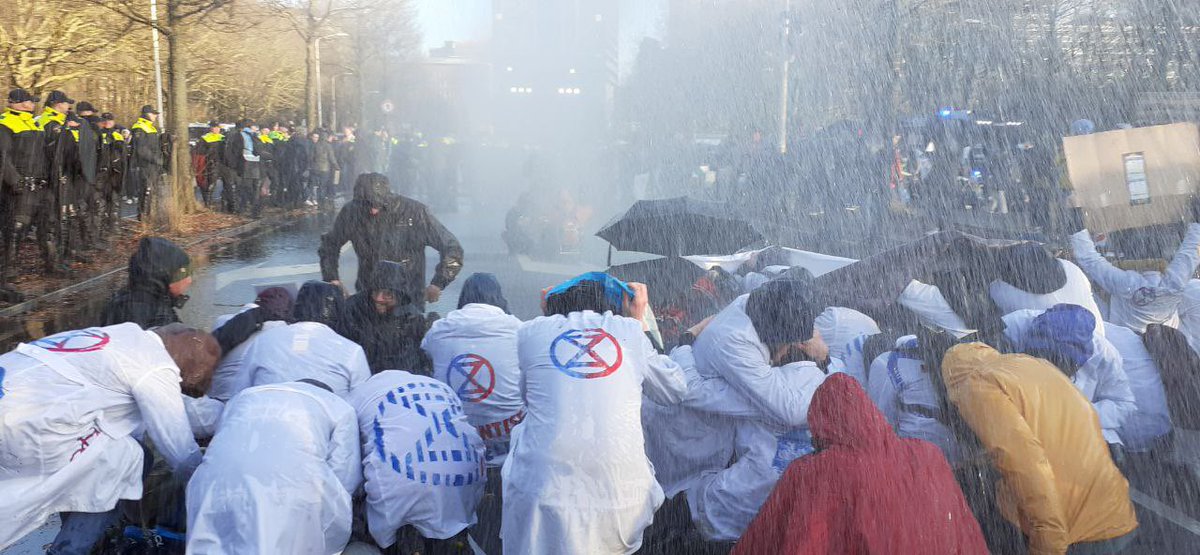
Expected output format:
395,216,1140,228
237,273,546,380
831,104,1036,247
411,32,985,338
0,88,166,303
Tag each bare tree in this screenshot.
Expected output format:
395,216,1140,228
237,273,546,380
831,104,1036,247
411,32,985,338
82,0,234,230
262,0,367,129
0,1,125,91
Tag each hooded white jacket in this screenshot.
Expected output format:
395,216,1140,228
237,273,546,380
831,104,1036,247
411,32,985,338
815,306,880,383
241,322,371,398
0,324,200,550
502,311,685,555
186,382,361,555
348,371,486,546
421,303,524,467
1071,224,1200,333
1177,280,1200,356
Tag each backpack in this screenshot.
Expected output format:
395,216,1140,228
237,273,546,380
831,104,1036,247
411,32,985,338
1141,323,1200,429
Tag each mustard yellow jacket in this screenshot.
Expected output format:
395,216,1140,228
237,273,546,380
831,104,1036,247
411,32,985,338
942,343,1138,555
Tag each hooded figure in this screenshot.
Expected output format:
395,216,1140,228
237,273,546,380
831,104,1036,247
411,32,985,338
501,274,686,555
1071,222,1200,333
101,237,192,329
186,381,361,555
1002,305,1136,444
318,173,464,309
866,335,964,464
347,371,486,550
341,261,431,374
733,374,988,555
421,273,524,466
941,343,1139,555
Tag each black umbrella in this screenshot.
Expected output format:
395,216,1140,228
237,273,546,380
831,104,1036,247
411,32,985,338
607,257,706,305
597,197,764,257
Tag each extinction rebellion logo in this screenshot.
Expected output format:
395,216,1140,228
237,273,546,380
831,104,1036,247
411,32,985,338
550,328,623,379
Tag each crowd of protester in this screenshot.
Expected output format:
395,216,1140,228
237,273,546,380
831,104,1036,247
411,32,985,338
3,170,1200,555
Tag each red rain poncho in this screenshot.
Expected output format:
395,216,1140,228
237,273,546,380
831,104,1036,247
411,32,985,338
733,373,987,555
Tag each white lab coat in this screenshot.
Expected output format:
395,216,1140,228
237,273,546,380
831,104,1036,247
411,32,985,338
1104,323,1173,451
421,303,524,467
1071,225,1200,333
897,280,977,338
241,322,371,398
208,312,286,402
0,324,200,550
502,311,686,555
865,337,962,464
348,371,486,546
186,382,361,555
989,258,1104,333
814,306,880,383
1177,280,1200,356
1002,309,1136,443
674,352,825,541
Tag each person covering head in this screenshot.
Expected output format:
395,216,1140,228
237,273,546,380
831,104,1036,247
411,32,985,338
7,88,38,104
745,276,817,347
544,272,634,317
293,280,346,328
371,261,415,312
457,272,509,313
733,374,988,555
1023,303,1097,376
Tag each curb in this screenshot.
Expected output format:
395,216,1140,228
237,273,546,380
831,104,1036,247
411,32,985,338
0,211,299,320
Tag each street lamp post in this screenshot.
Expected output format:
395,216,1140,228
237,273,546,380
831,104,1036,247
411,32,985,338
777,0,792,154
315,32,349,128
149,0,165,116
330,72,353,130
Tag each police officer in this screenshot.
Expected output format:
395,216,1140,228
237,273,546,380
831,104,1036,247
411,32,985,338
36,90,80,265
1,89,65,286
129,105,165,220
73,101,104,250
97,113,127,235
195,121,224,207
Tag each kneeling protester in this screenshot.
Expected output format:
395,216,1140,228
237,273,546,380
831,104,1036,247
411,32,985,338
348,370,486,548
186,380,362,554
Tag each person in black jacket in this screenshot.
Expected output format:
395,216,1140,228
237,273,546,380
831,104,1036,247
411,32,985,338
1,88,64,288
224,119,262,217
101,236,194,329
339,260,431,374
128,105,165,220
319,173,463,310
100,237,276,355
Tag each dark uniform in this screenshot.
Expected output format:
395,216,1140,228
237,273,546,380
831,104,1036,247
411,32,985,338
128,106,165,220
98,115,127,234
318,174,463,310
70,102,103,253
35,94,78,265
1,90,63,280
